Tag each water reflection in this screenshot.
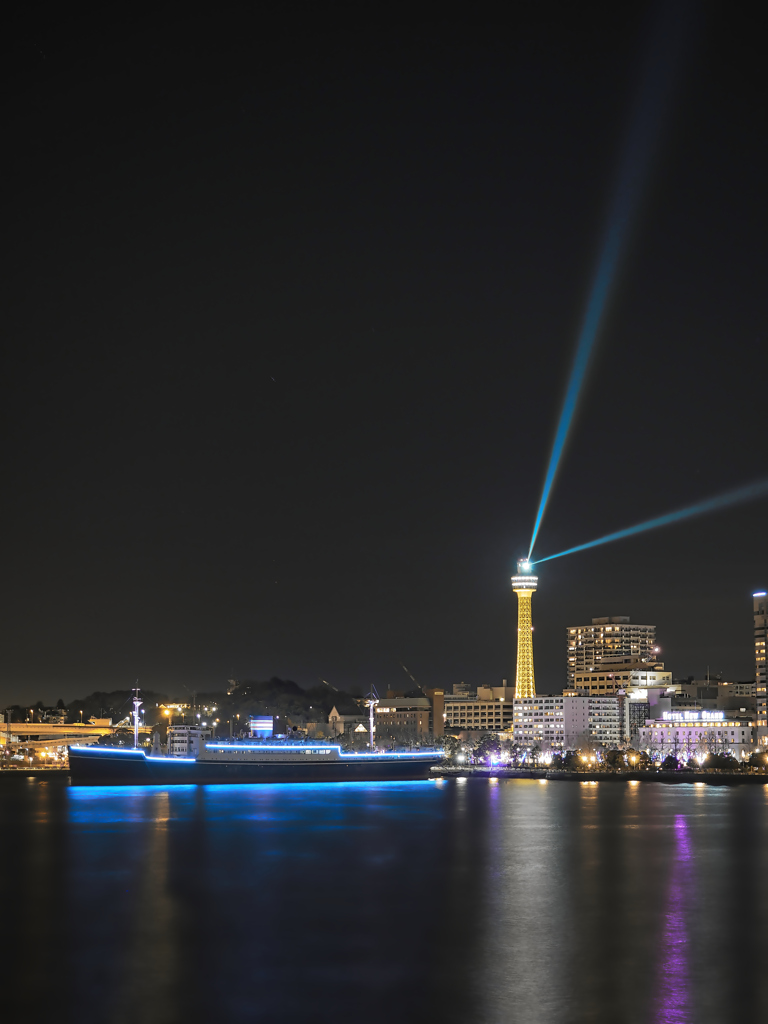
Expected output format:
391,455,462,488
472,779,573,1020
2,777,768,1023
108,791,178,1024
653,815,693,1023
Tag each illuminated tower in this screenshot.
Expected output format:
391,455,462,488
512,559,537,699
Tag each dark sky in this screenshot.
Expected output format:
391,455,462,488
3,2,766,706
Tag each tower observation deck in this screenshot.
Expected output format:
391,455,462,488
512,559,538,699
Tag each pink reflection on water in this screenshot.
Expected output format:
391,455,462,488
654,814,693,1023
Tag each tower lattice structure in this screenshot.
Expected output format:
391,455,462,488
512,561,538,699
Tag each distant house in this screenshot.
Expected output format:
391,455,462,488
42,709,68,725
328,705,365,737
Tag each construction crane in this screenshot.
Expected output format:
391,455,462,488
399,663,424,694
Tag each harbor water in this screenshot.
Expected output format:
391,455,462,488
2,775,768,1023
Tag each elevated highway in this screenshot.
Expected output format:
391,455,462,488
0,722,151,747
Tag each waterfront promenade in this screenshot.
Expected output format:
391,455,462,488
434,765,768,785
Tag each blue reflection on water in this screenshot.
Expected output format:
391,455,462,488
62,778,456,1022
67,780,438,822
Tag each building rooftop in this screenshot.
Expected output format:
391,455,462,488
376,698,431,710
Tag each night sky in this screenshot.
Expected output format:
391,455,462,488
3,3,767,706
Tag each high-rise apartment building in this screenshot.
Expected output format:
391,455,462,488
755,591,767,744
567,616,656,686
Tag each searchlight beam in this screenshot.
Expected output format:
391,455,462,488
528,2,691,560
532,477,768,566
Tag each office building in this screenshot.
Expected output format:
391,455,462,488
567,616,656,686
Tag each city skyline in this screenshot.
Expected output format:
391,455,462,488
4,8,768,1024
2,582,761,705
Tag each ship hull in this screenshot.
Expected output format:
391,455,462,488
68,747,441,785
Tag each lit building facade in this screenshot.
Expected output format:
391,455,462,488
374,698,432,737
638,710,755,760
512,693,625,751
755,592,768,744
444,688,515,733
567,616,656,686
573,659,670,695
512,695,565,748
578,694,625,750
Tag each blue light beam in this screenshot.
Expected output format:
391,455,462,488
532,477,768,565
528,3,691,560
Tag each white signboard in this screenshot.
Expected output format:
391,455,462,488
662,711,724,722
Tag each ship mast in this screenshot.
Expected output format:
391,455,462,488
365,684,378,751
132,685,143,749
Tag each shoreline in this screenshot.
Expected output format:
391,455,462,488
434,766,768,785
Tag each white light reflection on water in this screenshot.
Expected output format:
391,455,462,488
457,779,768,1024
471,779,574,1021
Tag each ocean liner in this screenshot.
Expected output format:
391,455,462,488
67,741,442,784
